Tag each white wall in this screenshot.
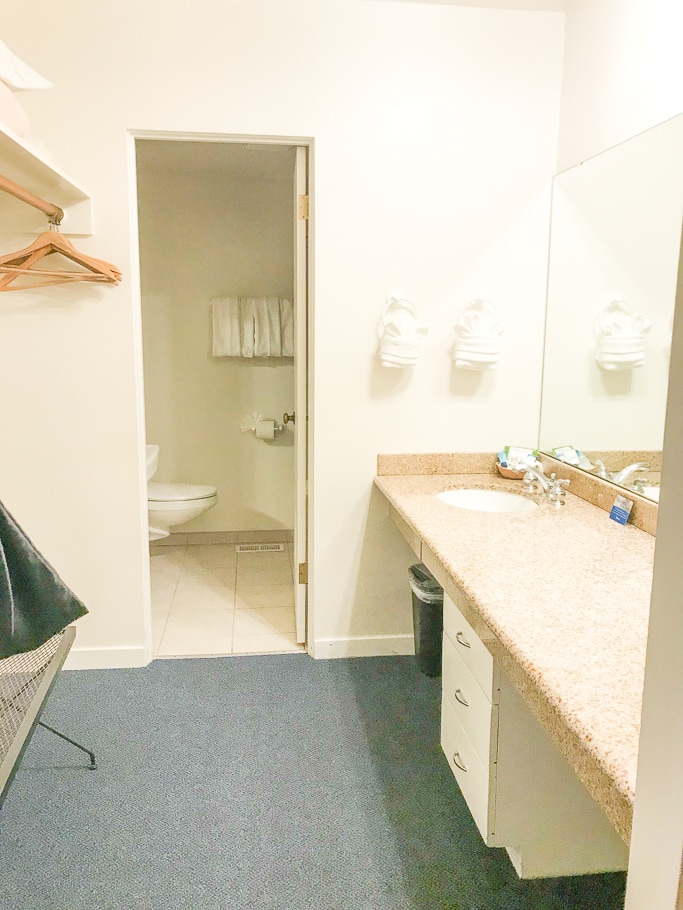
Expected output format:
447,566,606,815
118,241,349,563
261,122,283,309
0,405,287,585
558,0,683,170
0,0,564,665
137,142,295,533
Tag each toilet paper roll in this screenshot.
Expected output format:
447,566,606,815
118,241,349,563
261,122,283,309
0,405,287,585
255,419,276,440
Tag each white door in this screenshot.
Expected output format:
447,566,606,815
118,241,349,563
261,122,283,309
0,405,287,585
293,146,308,644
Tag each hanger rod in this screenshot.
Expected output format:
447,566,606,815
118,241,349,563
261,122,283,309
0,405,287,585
0,173,64,225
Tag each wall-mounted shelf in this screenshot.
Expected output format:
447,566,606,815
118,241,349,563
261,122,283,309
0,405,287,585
0,124,92,235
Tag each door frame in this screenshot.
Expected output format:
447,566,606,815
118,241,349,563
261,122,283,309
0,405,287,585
126,129,314,662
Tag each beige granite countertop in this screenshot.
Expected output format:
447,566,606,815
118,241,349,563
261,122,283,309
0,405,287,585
375,468,656,843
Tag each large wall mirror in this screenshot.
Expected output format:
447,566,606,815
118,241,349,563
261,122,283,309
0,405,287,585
539,113,683,502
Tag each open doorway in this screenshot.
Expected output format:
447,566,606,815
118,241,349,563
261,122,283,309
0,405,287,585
133,136,308,659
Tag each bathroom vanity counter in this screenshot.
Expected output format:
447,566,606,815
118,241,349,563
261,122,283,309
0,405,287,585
374,465,656,843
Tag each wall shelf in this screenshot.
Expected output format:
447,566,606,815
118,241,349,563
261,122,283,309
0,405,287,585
0,124,93,235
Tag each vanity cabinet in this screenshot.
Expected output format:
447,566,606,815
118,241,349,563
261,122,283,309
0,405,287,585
440,590,629,879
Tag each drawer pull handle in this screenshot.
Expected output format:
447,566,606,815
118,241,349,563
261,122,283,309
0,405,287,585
454,688,469,707
455,631,471,649
452,751,468,772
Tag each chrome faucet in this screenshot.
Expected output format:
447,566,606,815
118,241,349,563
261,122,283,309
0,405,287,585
520,463,551,493
591,460,608,479
510,461,570,505
610,462,650,485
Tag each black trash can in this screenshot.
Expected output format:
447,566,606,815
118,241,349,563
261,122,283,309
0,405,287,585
408,563,444,677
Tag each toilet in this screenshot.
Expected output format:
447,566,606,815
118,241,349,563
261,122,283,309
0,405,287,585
146,445,217,541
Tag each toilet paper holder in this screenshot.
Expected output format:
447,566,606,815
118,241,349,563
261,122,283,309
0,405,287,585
240,413,285,437
257,418,284,438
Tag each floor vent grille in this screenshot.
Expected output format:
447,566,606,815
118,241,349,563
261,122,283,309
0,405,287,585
235,543,286,553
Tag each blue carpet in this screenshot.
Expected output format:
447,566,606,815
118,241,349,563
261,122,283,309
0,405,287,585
0,654,625,909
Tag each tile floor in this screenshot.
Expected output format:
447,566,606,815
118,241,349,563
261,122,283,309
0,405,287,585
150,542,304,658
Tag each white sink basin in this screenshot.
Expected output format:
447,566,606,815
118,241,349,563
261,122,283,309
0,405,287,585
436,488,538,513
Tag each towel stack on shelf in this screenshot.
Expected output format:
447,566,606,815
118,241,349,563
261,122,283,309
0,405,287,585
211,296,294,358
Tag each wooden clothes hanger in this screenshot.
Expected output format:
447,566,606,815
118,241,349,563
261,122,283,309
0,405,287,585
0,226,123,291
0,172,122,291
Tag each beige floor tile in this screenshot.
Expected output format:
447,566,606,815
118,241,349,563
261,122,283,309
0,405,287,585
236,531,289,545
157,610,234,657
183,544,237,568
232,632,304,654
150,578,177,614
236,564,293,586
150,550,185,578
151,616,168,654
152,533,188,547
187,532,236,545
176,565,236,590
171,587,236,613
233,606,296,636
235,584,295,610
237,550,290,566
150,544,186,559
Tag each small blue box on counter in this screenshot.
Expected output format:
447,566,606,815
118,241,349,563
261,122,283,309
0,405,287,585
610,495,633,525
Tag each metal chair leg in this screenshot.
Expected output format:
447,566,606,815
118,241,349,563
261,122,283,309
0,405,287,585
38,722,97,770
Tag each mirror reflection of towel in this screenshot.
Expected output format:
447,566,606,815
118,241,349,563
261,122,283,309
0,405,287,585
0,501,87,659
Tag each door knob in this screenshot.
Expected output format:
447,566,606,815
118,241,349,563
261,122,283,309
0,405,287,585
283,412,296,426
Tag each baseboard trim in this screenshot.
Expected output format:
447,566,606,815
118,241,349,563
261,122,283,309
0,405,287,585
312,634,414,659
63,646,149,671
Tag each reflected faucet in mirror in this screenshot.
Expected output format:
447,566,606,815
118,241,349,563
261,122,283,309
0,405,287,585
592,461,650,486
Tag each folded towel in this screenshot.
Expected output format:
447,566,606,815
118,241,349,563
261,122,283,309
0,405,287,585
453,299,503,371
378,297,428,368
253,297,282,357
240,297,256,358
213,296,293,358
211,297,241,357
280,299,294,356
379,327,424,366
267,297,282,357
595,300,651,371
254,297,268,357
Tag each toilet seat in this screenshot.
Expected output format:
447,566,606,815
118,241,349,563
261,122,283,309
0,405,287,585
148,481,217,505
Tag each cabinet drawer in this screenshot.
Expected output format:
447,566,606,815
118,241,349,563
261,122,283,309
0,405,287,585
440,696,495,845
443,592,498,702
442,631,498,763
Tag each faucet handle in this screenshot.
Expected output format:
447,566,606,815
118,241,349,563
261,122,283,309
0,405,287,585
522,476,539,494
547,473,570,505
